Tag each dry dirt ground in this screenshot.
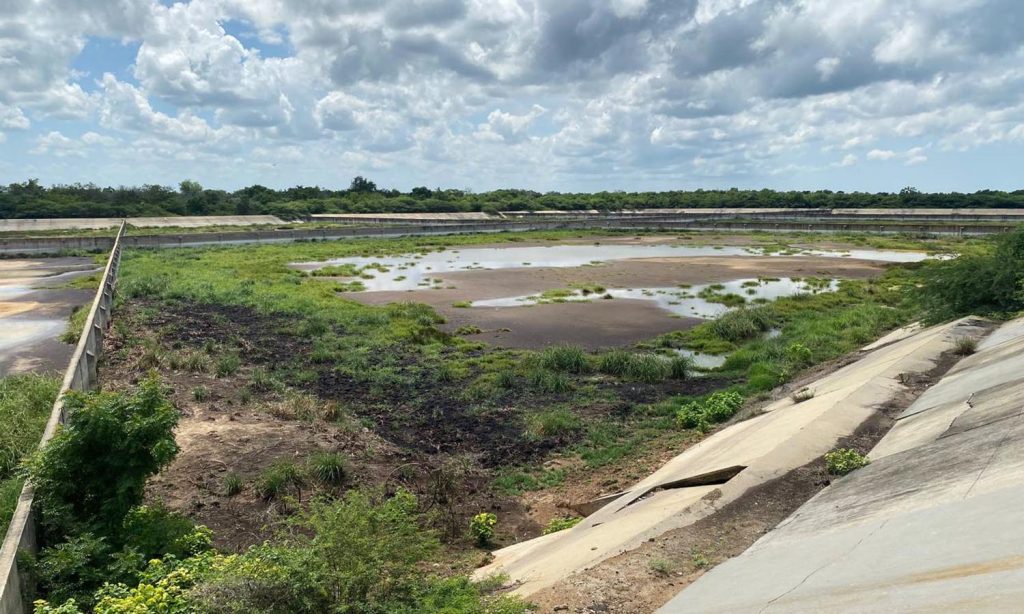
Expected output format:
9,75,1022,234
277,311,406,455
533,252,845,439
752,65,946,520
348,255,888,350
523,343,979,614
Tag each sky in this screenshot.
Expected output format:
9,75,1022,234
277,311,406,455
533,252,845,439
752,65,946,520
1,0,1023,193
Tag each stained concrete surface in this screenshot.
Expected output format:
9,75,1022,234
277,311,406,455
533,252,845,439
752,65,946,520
661,315,1024,613
476,318,984,598
0,216,284,232
0,258,96,376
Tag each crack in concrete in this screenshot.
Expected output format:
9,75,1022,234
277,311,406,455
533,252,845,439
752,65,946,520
962,407,1024,501
758,518,891,613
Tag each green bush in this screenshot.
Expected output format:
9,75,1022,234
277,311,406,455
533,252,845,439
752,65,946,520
597,350,632,376
540,345,590,374
543,516,583,535
785,343,813,366
470,512,498,546
676,391,744,431
624,353,671,383
919,227,1024,321
825,448,870,476
28,375,179,537
597,351,682,382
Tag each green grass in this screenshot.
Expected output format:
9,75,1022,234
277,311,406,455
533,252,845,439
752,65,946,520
0,375,60,477
222,473,244,497
0,476,25,536
255,461,306,500
309,263,361,277
0,375,60,535
59,306,89,344
539,345,590,374
308,451,348,485
526,407,583,439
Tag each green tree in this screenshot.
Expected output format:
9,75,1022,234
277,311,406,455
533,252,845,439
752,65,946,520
348,176,377,193
28,375,179,537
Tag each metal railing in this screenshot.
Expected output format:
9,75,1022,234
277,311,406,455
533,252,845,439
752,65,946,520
0,221,126,614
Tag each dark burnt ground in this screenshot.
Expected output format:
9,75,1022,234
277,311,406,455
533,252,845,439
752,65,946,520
143,299,724,468
107,299,728,553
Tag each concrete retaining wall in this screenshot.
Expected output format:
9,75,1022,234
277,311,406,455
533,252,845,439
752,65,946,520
0,223,126,614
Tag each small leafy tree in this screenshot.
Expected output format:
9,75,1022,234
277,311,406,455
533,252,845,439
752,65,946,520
919,227,1024,322
348,176,377,193
28,375,179,538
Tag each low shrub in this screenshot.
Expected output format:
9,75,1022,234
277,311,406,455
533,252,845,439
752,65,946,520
28,375,179,537
676,391,744,431
470,512,497,546
785,342,813,366
825,448,870,476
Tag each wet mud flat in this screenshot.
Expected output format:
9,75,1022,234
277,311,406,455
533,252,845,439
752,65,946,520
0,257,97,376
346,255,893,349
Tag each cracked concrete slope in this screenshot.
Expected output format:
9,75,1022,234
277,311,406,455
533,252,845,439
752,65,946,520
660,315,1024,613
476,317,985,597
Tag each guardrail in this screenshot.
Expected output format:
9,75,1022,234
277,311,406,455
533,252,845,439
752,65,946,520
0,221,126,614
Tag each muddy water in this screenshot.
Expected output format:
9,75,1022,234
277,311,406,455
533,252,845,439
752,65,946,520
296,243,928,293
0,258,98,376
471,277,839,319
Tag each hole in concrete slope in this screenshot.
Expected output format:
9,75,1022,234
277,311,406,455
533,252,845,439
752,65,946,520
644,464,748,493
609,465,749,516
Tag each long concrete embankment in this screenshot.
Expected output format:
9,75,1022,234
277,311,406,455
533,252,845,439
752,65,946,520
661,315,1024,613
475,317,987,599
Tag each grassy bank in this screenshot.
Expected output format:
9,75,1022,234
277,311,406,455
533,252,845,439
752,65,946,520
0,374,60,534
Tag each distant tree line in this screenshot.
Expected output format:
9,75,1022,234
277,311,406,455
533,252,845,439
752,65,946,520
3,178,1024,220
